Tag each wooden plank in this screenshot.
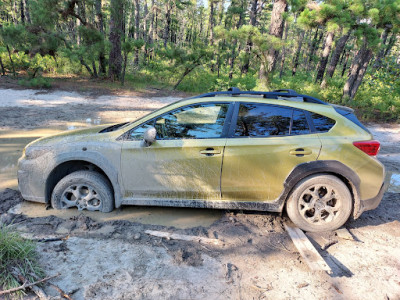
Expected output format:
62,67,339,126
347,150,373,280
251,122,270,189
335,228,354,241
144,230,220,245
284,223,332,273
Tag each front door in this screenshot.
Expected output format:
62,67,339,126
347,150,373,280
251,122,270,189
121,102,231,200
221,103,322,201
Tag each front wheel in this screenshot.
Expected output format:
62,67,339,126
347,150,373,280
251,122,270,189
286,174,352,232
51,170,114,213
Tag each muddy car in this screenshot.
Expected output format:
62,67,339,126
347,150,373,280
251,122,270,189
18,88,387,232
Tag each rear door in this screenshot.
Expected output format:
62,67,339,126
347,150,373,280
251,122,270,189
221,102,322,201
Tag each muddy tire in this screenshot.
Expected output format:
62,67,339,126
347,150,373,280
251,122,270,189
286,174,352,232
51,170,114,213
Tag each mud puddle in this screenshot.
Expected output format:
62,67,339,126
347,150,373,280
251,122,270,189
9,201,221,229
0,119,116,190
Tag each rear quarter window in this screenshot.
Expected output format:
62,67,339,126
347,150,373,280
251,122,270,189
311,113,336,132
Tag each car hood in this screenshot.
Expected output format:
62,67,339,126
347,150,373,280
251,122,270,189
26,125,112,148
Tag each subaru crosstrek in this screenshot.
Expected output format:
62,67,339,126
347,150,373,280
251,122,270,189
18,88,387,232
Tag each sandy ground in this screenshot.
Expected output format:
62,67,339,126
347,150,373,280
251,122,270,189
0,87,399,300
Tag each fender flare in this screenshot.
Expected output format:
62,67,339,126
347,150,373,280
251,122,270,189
278,160,361,217
46,151,123,208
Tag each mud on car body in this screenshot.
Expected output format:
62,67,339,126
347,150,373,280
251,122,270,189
18,88,387,232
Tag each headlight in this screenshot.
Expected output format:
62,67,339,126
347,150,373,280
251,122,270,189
25,146,52,159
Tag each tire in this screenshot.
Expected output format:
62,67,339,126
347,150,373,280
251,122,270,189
51,170,114,213
286,174,352,232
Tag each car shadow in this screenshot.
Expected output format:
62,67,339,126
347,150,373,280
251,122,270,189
347,192,400,229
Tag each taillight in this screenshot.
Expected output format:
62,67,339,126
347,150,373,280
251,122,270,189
353,140,380,156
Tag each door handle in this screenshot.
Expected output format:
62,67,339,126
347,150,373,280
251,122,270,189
289,148,312,157
200,148,221,156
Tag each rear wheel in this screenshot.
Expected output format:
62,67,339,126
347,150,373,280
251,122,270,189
286,174,352,232
51,170,114,213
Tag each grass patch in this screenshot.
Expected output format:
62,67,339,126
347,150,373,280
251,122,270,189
0,224,44,298
18,77,52,89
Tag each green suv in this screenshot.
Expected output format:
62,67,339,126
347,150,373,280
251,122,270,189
18,88,387,232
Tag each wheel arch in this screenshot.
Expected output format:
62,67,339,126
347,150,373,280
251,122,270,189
280,160,361,218
45,154,122,207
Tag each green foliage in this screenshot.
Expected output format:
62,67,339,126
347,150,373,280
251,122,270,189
0,224,44,297
18,76,52,88
0,0,398,122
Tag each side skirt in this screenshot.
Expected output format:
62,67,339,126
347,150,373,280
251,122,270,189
121,197,284,212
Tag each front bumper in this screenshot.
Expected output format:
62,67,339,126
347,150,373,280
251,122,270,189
17,157,47,203
358,180,389,214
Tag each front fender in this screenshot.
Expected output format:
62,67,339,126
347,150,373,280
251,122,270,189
46,144,123,207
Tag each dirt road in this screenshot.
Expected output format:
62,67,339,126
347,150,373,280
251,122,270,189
0,87,399,299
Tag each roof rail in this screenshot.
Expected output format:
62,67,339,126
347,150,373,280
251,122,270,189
189,87,327,105
271,89,297,95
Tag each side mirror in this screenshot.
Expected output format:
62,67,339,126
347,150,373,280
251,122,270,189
142,126,157,147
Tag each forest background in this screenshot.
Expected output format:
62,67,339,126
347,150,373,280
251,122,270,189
0,0,399,121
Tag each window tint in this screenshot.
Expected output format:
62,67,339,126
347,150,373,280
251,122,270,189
235,104,292,137
311,113,336,132
291,110,310,135
128,121,154,140
155,103,229,139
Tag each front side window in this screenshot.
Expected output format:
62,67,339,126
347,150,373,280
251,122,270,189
235,103,292,137
128,121,154,140
155,103,229,139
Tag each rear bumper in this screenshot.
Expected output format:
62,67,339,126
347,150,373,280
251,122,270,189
358,180,388,214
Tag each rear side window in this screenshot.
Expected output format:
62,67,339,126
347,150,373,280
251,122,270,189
291,110,310,135
235,104,292,137
311,113,336,132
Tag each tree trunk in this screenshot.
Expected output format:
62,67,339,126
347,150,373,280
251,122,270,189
95,0,107,75
208,0,215,46
373,25,392,69
143,0,148,42
242,0,258,74
148,0,155,44
307,28,323,71
6,45,16,77
173,66,196,90
121,53,128,85
279,20,289,78
24,0,30,23
229,40,237,79
384,33,396,57
209,0,216,72
342,41,373,101
134,0,140,65
92,61,98,78
350,50,373,99
164,4,171,47
108,0,124,80
325,30,351,79
0,56,5,76
80,58,94,77
316,31,334,83
291,29,305,76
12,0,17,24
341,52,349,77
20,0,25,23
265,0,287,73
154,6,158,42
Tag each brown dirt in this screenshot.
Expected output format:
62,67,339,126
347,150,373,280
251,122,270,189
0,87,399,299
